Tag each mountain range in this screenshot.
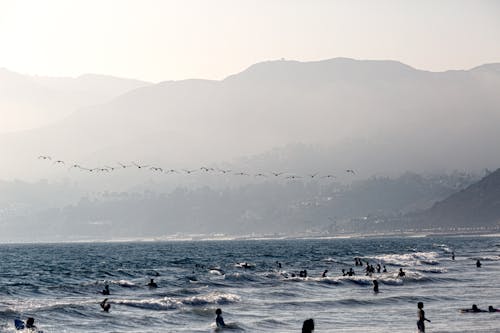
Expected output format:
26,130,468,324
1,58,500,183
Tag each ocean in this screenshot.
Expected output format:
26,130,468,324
0,236,499,332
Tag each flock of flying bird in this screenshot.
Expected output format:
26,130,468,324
37,155,357,180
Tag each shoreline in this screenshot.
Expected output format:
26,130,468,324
1,229,499,245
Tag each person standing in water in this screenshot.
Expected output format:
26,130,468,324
476,260,482,268
215,308,225,328
373,280,379,293
302,318,314,333
417,302,431,332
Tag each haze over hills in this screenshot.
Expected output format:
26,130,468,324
1,57,500,241
415,168,500,229
1,58,500,183
0,68,151,133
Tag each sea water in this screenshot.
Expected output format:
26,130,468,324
0,236,499,332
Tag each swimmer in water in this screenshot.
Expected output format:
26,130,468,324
451,251,455,260
476,260,482,268
398,268,406,277
147,278,158,288
461,304,486,313
373,280,379,293
382,265,387,273
215,308,225,328
322,270,328,278
25,317,37,330
100,298,111,312
102,284,110,295
302,318,314,333
488,305,500,312
417,302,431,332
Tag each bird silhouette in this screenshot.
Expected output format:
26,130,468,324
271,172,285,177
118,162,132,169
234,172,249,176
38,155,52,160
321,174,336,179
183,169,198,174
308,173,319,178
285,175,302,179
150,167,163,172
53,160,65,165
255,173,267,177
132,162,149,169
104,165,117,171
346,169,356,175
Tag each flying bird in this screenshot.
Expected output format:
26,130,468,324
255,173,267,177
271,172,285,177
118,162,132,169
183,169,198,174
308,173,319,178
132,162,149,169
234,172,249,176
53,160,65,165
150,167,163,172
346,169,356,175
285,175,302,179
321,174,336,179
38,155,52,160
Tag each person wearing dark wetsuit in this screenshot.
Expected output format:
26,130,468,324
147,278,158,288
476,260,482,268
302,318,314,333
215,308,225,328
373,280,379,293
100,298,111,312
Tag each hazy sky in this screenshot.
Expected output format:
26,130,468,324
0,0,499,82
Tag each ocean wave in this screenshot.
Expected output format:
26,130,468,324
181,292,241,306
115,297,182,310
371,251,440,266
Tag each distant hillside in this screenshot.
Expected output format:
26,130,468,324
1,58,500,182
0,68,151,132
418,168,500,228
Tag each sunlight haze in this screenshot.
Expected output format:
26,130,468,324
0,0,499,82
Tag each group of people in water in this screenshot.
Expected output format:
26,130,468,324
15,252,497,332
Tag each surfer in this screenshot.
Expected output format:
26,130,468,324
373,280,379,293
347,268,355,276
382,265,387,273
451,251,455,260
461,304,486,313
102,284,110,295
100,298,111,312
215,308,225,328
398,268,406,277
147,278,158,288
488,306,499,312
476,260,482,268
417,302,431,332
322,270,328,278
302,318,314,333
